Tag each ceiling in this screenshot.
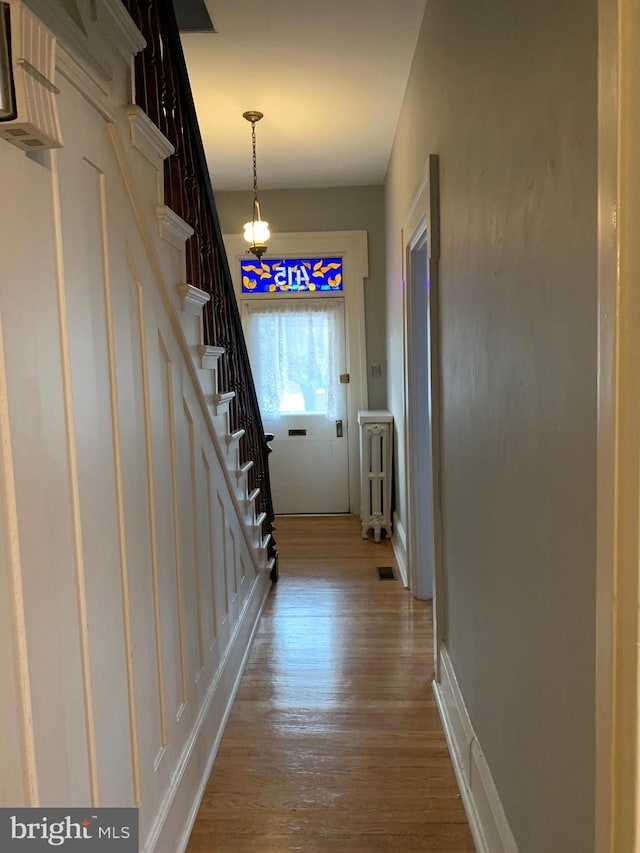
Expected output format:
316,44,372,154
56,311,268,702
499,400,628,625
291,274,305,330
179,0,427,191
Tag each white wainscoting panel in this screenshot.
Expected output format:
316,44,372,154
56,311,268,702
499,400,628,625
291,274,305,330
0,308,37,807
433,647,520,853
0,9,270,850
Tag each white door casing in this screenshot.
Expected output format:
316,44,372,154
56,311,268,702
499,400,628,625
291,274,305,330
405,231,434,600
401,156,444,666
224,230,369,516
596,0,640,849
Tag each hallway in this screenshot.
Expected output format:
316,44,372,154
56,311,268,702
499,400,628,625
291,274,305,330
186,515,474,852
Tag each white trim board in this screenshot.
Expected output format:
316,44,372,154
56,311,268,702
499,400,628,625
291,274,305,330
595,0,640,846
391,511,408,588
433,647,519,853
224,230,369,517
400,157,444,683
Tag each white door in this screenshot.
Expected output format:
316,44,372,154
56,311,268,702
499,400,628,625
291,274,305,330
243,297,349,513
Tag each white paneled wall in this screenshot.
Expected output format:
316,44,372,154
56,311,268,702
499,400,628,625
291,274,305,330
0,3,270,851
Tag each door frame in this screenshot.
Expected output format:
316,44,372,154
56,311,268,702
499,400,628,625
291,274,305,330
224,230,369,516
596,0,640,848
401,155,444,673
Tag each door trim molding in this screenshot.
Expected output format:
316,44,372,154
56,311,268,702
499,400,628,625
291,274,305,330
401,156,444,669
596,0,640,848
224,230,369,516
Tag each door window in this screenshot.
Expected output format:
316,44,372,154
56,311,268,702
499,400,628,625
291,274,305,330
244,297,345,421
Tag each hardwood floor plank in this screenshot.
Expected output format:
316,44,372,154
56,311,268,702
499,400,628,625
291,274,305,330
186,515,474,852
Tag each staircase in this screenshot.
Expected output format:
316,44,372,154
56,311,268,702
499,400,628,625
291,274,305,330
123,0,278,582
0,0,279,850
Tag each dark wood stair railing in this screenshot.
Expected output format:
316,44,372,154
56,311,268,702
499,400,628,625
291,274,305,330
122,0,278,582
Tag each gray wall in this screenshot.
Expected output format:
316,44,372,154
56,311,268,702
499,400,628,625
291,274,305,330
215,186,387,409
385,2,597,851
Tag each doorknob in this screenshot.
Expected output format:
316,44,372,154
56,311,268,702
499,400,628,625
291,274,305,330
336,419,343,438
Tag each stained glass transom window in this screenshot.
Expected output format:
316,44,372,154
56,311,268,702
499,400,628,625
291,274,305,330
241,257,343,293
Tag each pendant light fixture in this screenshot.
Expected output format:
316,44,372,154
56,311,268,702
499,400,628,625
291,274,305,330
242,110,270,259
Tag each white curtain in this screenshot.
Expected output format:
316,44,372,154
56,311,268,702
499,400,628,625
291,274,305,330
245,298,344,421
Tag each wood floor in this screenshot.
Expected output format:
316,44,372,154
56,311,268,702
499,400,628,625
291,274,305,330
186,515,475,852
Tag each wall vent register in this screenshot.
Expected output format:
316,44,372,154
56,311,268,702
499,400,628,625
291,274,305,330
377,566,396,580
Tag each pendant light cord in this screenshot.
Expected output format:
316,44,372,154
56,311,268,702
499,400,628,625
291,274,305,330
251,120,260,223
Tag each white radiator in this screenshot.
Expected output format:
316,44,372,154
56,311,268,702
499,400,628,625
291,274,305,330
357,410,393,542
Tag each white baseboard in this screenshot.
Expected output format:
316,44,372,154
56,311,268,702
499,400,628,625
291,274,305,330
148,572,270,853
392,512,408,587
433,647,519,853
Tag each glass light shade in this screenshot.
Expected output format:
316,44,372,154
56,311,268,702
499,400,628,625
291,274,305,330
243,219,270,246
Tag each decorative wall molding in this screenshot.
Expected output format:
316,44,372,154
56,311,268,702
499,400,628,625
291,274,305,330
56,44,114,123
0,313,39,805
126,106,174,168
433,647,520,853
147,573,270,853
49,150,102,803
197,345,225,371
92,0,146,61
28,0,113,82
157,206,194,248
178,284,210,317
213,392,235,417
125,247,169,751
96,162,144,803
109,124,269,576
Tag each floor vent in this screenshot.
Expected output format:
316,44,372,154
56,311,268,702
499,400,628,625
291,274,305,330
376,566,396,581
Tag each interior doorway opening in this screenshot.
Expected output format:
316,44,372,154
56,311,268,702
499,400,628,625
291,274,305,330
401,155,443,672
405,230,435,601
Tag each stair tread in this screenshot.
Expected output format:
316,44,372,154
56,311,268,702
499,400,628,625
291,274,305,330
197,344,225,357
246,488,260,505
238,460,254,476
226,429,246,445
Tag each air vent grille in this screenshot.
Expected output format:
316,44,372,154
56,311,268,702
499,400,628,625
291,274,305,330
376,566,396,581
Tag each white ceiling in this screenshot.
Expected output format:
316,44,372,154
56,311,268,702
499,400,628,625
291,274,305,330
181,0,427,191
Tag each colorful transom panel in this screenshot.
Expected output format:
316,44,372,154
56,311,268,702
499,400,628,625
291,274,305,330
241,257,343,293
